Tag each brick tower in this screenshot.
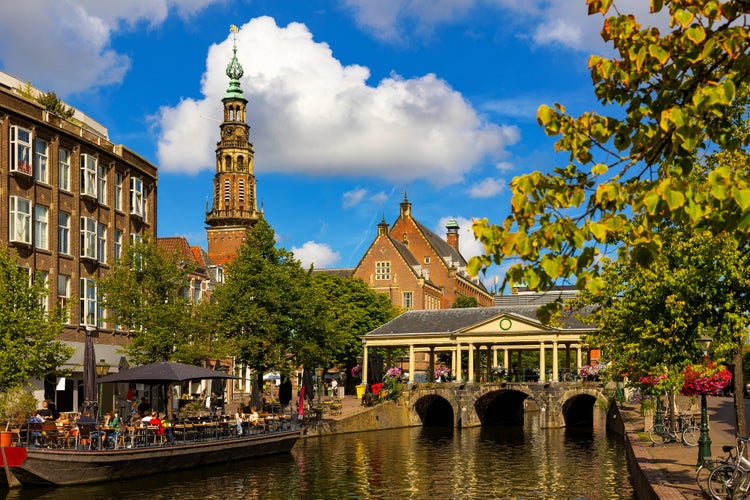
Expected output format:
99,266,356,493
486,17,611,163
206,26,260,265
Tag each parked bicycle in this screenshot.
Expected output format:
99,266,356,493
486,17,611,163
648,412,700,446
696,444,736,497
707,436,750,499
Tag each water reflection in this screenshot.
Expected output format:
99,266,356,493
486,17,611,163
2,419,632,499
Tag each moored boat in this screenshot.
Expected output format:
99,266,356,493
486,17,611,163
0,426,299,487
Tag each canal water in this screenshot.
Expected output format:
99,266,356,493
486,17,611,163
3,419,633,499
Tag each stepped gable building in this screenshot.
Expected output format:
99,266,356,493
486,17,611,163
0,70,157,410
157,236,213,303
205,29,260,266
353,194,494,310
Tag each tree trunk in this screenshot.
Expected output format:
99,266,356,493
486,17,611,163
733,343,746,439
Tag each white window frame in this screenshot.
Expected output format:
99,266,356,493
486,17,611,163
97,223,107,264
403,291,413,310
192,278,202,303
34,205,49,250
34,138,49,183
37,270,49,312
114,172,123,211
58,212,70,255
130,177,144,218
10,125,32,175
97,164,107,205
375,261,391,280
114,229,123,260
80,278,97,326
57,274,70,323
9,196,32,244
80,216,97,260
80,153,97,199
58,147,71,191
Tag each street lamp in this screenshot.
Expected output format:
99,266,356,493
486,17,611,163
315,367,324,408
96,359,110,415
697,335,713,467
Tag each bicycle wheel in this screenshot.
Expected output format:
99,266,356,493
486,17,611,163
682,426,700,447
708,464,737,500
649,424,668,444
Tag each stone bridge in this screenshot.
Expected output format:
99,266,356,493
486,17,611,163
403,382,610,429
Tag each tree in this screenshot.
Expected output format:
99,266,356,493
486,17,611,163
97,238,218,365
36,91,74,119
0,246,73,392
452,295,479,308
309,273,399,391
214,218,322,401
469,0,750,318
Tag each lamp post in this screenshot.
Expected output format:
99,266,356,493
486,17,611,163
697,335,713,467
315,367,324,408
96,359,110,414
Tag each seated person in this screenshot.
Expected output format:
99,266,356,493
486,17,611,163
149,412,166,443
248,406,263,429
28,410,44,445
77,410,98,448
141,410,153,425
38,400,54,420
137,397,151,417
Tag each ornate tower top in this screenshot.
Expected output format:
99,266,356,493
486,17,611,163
224,25,246,102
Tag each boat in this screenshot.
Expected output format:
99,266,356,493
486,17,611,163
0,424,300,486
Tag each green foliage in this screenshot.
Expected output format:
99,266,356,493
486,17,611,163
0,385,38,429
97,237,220,365
36,91,74,119
452,295,479,308
577,227,750,384
310,273,398,369
0,246,73,392
470,0,750,307
214,219,321,377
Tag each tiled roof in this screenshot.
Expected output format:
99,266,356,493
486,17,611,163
366,305,594,336
157,237,197,263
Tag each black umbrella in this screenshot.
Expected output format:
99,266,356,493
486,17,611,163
82,330,98,417
98,361,240,384
279,377,292,407
302,369,315,403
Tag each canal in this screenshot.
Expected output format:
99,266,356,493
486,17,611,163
3,417,633,499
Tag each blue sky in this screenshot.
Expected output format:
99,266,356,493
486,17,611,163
0,1,665,290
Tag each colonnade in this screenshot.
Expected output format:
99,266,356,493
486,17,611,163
362,341,592,385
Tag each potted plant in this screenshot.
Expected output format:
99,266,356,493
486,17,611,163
0,385,37,446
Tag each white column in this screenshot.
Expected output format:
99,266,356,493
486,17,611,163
493,348,498,368
503,348,509,370
468,342,475,384
362,344,369,386
451,348,457,375
408,345,415,384
552,341,559,382
455,343,462,383
576,346,582,370
539,342,546,383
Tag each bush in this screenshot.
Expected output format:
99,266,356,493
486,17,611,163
0,385,38,430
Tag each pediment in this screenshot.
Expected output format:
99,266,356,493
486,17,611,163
461,313,554,336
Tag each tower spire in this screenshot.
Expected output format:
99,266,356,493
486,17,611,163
224,25,245,101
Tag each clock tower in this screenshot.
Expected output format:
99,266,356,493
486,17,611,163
206,26,260,265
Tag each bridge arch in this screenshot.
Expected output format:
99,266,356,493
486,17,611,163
413,394,455,426
560,389,608,427
475,389,533,426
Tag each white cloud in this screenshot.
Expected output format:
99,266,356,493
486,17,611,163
343,188,368,208
0,0,222,95
436,216,484,262
155,17,519,185
468,177,505,198
292,241,341,269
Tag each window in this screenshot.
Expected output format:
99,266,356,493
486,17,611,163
58,212,70,254
97,223,107,264
238,180,245,204
424,256,431,264
34,205,49,250
37,270,49,311
57,274,70,322
10,125,32,175
80,217,97,259
9,196,32,244
80,154,97,198
114,172,123,211
130,233,142,246
223,179,230,206
34,138,49,183
114,229,122,260
80,278,97,326
130,177,144,217
58,147,71,191
375,261,391,280
192,279,202,303
97,298,106,328
403,291,413,309
97,164,107,204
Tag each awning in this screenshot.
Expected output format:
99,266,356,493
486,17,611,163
61,341,130,374
97,361,240,384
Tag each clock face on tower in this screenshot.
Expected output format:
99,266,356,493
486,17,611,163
223,126,234,137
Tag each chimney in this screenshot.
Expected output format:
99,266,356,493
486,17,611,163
446,218,460,252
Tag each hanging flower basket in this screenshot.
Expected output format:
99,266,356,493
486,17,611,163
681,362,731,396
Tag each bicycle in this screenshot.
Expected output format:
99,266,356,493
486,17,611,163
648,412,700,446
707,436,750,499
696,444,736,497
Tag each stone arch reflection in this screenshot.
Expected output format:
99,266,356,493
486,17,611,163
476,390,529,426
413,394,454,426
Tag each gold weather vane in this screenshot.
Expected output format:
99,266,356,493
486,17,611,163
230,24,238,43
